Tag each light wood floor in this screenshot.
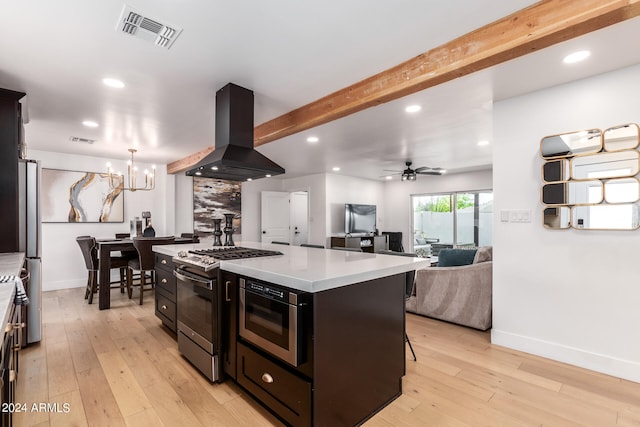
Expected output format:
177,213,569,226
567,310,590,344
15,288,640,427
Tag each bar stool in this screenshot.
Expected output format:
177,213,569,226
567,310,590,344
127,236,175,305
76,236,127,304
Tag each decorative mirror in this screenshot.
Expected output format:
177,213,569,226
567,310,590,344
571,150,639,180
542,159,570,182
540,129,602,159
571,204,640,230
603,123,639,152
540,123,640,231
541,180,603,206
604,177,640,204
543,207,570,229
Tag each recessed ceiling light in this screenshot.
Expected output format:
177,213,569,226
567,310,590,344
385,176,393,180
477,140,489,146
307,136,319,143
332,167,340,172
405,105,421,113
563,50,590,64
102,77,125,88
82,120,99,128
195,171,202,176
210,166,218,170
247,178,253,182
265,174,271,178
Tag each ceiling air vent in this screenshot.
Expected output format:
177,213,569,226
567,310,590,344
70,136,96,144
116,5,182,49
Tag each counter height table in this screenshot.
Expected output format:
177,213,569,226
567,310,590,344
96,237,195,310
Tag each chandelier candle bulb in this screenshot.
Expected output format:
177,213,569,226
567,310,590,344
107,148,155,192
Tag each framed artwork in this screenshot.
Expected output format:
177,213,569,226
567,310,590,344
41,168,124,223
193,177,241,236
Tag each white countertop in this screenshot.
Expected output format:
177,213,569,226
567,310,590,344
154,241,430,293
0,253,24,330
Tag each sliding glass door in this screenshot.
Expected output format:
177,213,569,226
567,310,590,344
412,190,492,254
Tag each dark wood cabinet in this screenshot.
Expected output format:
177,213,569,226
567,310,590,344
330,235,388,252
0,88,26,253
229,271,405,427
237,342,311,427
1,301,19,427
220,271,238,380
154,253,177,333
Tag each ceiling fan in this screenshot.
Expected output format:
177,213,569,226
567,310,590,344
384,161,446,181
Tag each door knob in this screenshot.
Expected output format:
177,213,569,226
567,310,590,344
262,231,266,234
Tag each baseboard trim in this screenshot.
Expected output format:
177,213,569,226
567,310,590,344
44,279,85,292
491,329,640,384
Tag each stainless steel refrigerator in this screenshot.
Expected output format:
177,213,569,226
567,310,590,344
18,159,42,344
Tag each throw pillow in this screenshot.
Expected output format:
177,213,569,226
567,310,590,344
473,246,492,263
416,238,427,245
438,248,477,267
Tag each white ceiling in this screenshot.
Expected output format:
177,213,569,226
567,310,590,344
1,1,640,181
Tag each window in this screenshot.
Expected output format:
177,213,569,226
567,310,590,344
412,191,493,254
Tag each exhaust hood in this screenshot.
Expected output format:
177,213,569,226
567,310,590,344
186,83,285,181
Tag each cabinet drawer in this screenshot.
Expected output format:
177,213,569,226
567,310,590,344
237,342,311,427
155,253,173,271
155,293,176,332
155,268,176,299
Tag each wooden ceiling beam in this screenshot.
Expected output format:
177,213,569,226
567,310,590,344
167,0,640,174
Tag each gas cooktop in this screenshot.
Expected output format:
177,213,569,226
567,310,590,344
173,246,283,271
191,247,283,260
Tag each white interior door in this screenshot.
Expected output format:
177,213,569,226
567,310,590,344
291,191,309,246
261,191,290,243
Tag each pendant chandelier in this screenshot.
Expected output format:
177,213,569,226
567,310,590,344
106,148,156,192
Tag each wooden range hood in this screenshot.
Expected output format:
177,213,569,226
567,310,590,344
168,0,640,175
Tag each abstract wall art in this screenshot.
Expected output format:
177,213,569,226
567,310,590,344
42,168,124,223
193,177,241,236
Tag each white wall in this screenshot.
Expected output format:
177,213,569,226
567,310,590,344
241,173,385,247
325,174,385,245
240,177,286,242
30,149,175,291
492,63,640,383
383,170,493,251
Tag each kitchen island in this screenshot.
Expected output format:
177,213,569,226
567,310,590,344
154,241,430,427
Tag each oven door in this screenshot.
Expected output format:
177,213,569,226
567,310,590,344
239,280,300,366
175,268,215,351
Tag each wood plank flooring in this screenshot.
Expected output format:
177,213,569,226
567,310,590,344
14,288,640,426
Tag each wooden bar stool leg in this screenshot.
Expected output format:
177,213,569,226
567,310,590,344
88,270,97,304
127,267,134,299
139,270,146,305
119,267,126,293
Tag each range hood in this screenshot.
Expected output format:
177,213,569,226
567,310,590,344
186,83,285,180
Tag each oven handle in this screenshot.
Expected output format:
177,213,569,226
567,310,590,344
174,270,213,290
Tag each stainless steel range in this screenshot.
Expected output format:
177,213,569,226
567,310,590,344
172,247,282,382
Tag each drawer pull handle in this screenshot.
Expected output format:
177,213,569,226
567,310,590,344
161,305,167,310
161,278,167,283
161,259,167,264
225,281,231,302
261,373,274,384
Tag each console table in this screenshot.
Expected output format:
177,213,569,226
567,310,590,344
330,235,388,253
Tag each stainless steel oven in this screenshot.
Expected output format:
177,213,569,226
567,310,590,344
239,278,310,367
174,266,219,382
